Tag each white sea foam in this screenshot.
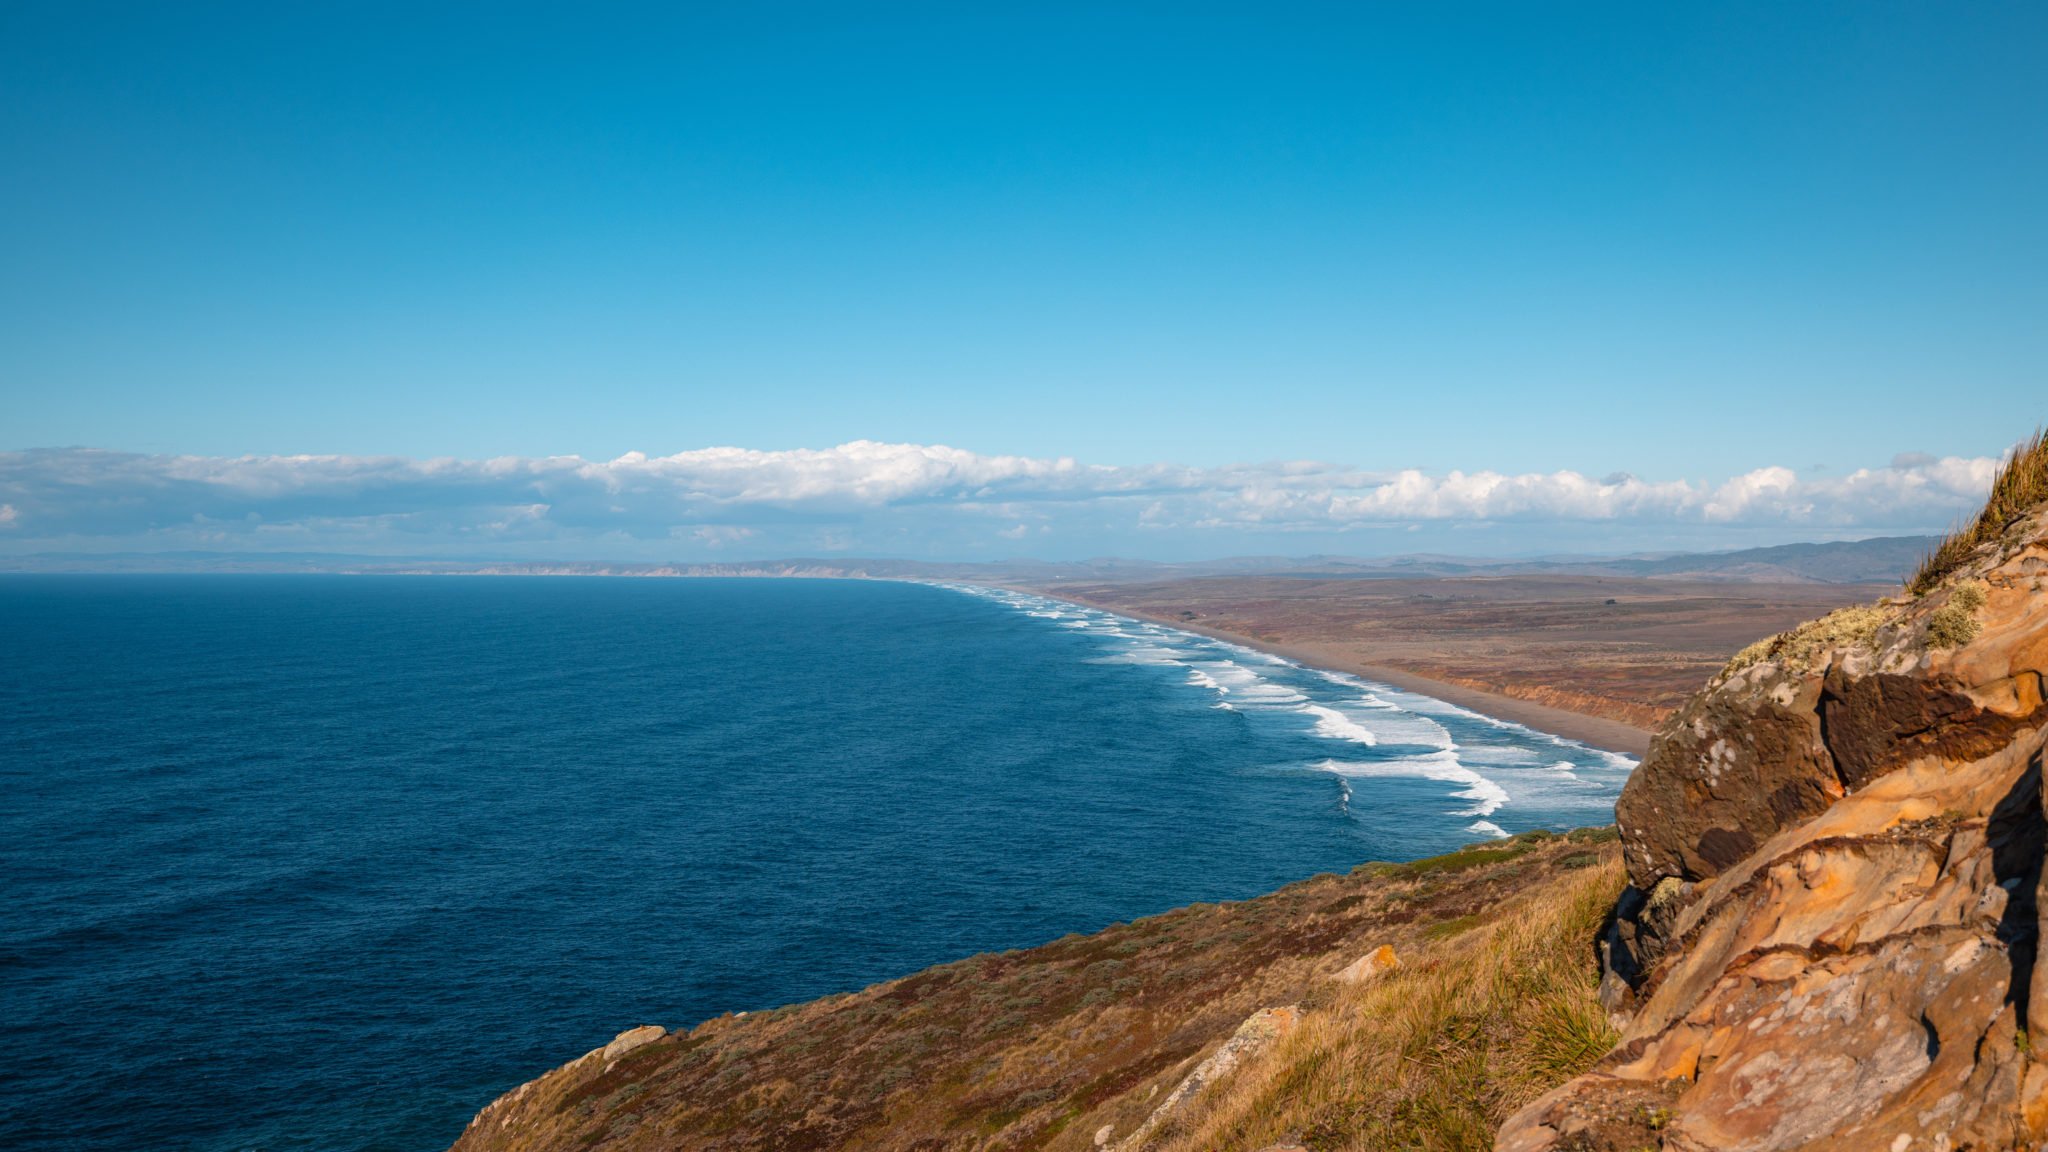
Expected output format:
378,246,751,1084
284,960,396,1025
1322,700,1454,749
1301,704,1378,745
1454,744,1544,766
1453,779,1510,817
1314,751,1510,818
1467,820,1510,839
1088,644,1189,666
1199,661,1258,688
1235,682,1309,705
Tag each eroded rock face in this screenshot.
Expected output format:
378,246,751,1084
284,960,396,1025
1617,515,2048,894
1502,508,2048,1151
1613,663,1838,884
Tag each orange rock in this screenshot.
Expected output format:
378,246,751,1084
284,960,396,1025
1335,943,1399,983
1504,504,2048,1151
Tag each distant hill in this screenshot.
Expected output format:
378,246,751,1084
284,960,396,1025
0,535,1936,585
1553,535,1937,583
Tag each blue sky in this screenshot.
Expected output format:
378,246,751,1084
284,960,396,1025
1,3,2042,559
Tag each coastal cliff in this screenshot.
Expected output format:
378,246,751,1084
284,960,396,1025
1503,432,2048,1151
452,439,2048,1151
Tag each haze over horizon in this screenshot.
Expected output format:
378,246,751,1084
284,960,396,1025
4,3,2042,560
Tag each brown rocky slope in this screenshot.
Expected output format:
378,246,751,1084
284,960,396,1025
1502,452,2048,1150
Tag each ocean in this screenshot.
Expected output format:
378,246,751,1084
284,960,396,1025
0,575,1634,1151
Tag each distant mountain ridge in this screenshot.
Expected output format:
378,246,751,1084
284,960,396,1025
0,535,1938,585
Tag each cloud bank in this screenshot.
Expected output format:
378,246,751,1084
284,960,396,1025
0,442,2005,559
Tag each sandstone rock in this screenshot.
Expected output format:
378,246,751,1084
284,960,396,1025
1509,729,2047,1150
1614,658,1838,885
600,1024,666,1060
1616,513,2048,893
1335,943,1399,983
1114,1005,1299,1151
1500,503,2048,1151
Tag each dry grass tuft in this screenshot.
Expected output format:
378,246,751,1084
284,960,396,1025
1910,427,2048,596
1145,858,1626,1152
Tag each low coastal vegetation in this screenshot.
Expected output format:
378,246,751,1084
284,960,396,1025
1718,548,2004,681
1145,854,1623,1152
1720,601,1892,677
451,831,1623,1152
1925,579,1986,647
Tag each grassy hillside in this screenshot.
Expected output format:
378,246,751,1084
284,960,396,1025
452,831,1624,1152
1143,857,1623,1151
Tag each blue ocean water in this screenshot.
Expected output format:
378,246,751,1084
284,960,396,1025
0,576,1633,1151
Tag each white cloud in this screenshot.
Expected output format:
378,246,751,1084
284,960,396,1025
0,441,2008,557
689,525,758,548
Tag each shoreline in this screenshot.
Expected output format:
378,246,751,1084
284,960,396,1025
1013,585,1655,758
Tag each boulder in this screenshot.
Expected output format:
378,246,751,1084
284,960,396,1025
600,1025,666,1061
1115,1006,1299,1151
1614,658,1838,885
1335,943,1399,983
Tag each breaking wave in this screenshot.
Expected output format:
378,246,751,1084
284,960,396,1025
934,583,1636,835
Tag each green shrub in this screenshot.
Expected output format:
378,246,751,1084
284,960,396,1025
1926,582,1985,648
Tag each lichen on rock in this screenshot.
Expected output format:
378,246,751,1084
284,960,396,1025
1333,943,1398,984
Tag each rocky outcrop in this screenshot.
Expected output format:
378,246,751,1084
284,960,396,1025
1502,503,2048,1151
598,1025,666,1060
